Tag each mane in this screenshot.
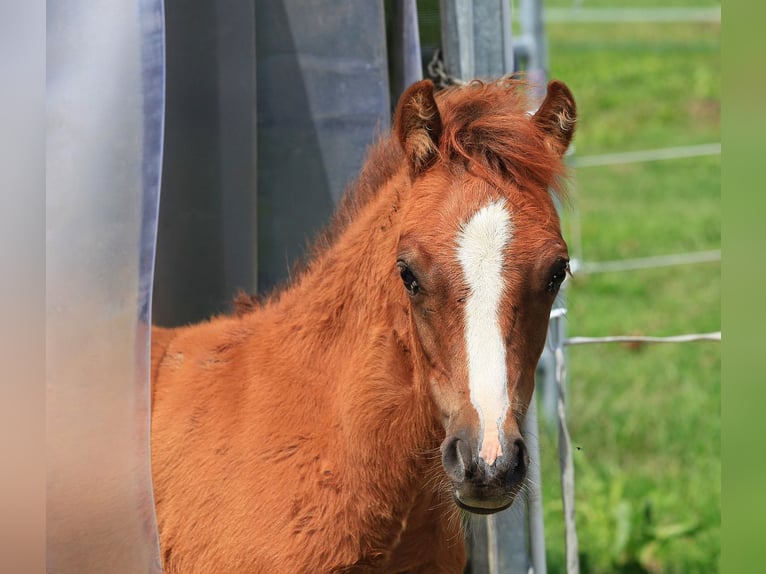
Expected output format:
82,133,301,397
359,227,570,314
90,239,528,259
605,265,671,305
435,78,569,199
235,78,568,315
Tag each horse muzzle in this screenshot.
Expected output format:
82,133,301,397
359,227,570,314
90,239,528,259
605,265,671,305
441,435,529,515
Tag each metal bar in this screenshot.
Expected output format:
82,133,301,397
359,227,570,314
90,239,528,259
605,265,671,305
578,249,721,274
519,0,548,75
524,390,548,574
566,332,722,346
554,344,580,574
486,514,500,574
538,346,557,425
540,294,568,425
439,0,475,80
473,0,514,78
500,0,515,74
391,0,423,102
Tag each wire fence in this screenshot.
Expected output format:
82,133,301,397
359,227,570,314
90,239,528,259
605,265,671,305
566,142,721,277
548,134,720,573
575,249,720,275
549,310,720,574
570,143,721,169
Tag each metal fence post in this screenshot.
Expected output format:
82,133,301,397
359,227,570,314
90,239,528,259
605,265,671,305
391,0,424,103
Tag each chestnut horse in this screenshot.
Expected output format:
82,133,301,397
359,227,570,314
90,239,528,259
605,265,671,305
151,78,576,573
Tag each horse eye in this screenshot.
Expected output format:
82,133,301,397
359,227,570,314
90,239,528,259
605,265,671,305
398,264,420,295
547,258,570,293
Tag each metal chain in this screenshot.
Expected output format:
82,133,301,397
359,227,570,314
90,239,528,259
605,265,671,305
426,47,466,89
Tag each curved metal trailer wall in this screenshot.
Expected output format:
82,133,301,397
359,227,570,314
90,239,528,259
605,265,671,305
46,1,165,571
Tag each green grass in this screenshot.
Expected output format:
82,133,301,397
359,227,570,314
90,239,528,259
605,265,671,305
549,21,720,155
568,157,720,261
538,9,720,574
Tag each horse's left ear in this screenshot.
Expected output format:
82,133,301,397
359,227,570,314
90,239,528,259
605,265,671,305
394,79,443,177
532,80,577,156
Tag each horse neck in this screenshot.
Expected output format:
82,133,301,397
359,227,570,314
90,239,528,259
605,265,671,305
266,164,441,468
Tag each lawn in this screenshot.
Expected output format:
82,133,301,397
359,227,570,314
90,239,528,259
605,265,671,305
537,4,721,573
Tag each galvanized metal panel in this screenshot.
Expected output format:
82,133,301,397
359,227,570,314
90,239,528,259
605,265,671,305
255,0,391,291
46,0,165,571
153,0,257,325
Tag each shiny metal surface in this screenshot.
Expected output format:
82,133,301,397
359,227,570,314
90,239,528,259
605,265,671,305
255,0,390,291
46,0,165,571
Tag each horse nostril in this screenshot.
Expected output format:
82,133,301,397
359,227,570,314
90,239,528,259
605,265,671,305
505,439,528,489
442,437,473,483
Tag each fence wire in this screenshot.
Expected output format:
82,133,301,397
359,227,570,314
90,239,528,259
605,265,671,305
571,143,720,169
575,250,721,275
548,308,720,574
566,331,721,345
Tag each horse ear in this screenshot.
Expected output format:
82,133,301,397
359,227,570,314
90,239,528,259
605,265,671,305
532,80,577,156
394,79,443,177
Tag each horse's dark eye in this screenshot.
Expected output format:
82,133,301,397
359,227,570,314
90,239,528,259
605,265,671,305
398,264,420,295
547,258,570,293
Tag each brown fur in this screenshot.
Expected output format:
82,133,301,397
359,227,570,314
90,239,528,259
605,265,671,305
152,79,576,573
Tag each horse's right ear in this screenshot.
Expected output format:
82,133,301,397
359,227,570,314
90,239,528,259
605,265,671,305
394,80,443,177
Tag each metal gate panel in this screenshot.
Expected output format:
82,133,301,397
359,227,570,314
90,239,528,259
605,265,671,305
254,0,391,291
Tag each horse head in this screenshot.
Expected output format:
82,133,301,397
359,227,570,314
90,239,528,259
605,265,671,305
393,79,576,514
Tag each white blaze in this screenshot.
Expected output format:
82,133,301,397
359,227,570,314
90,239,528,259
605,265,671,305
456,200,512,466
